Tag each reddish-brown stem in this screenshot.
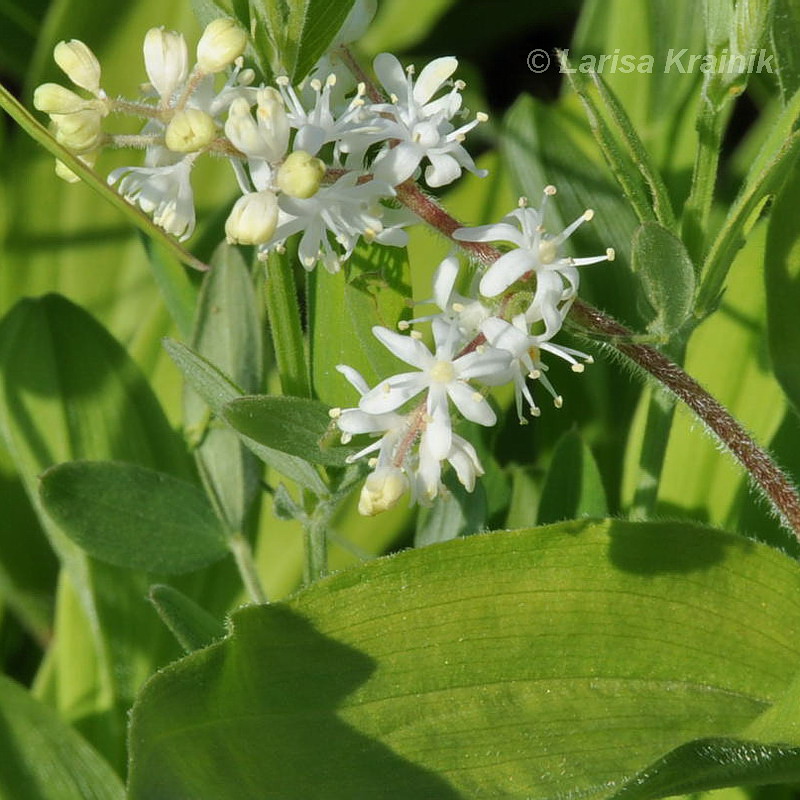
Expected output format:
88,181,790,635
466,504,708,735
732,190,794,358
396,178,800,540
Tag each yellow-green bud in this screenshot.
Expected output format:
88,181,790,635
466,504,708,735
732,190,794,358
225,190,279,245
34,83,92,115
51,110,104,153
53,40,101,95
164,109,217,153
196,18,247,73
358,467,408,516
276,150,325,199
54,150,98,183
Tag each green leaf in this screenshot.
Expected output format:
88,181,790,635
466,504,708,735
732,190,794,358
40,461,229,575
130,520,800,799
414,474,487,547
223,395,352,467
631,221,696,336
164,338,327,495
771,0,800,103
766,167,800,415
537,429,608,524
187,243,263,533
0,675,124,800
148,584,227,653
310,240,411,408
249,0,357,82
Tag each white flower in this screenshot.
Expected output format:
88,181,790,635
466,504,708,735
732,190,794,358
455,190,615,336
108,156,197,240
369,53,488,188
275,74,383,163
266,172,407,270
414,429,483,503
359,319,510,460
481,315,593,420
143,27,189,105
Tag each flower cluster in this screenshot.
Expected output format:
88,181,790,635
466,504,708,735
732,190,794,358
332,187,614,515
35,12,615,516
34,8,488,270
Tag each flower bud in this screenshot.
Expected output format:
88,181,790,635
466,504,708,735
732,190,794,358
225,190,279,245
165,109,217,153
51,109,104,152
54,150,98,183
143,27,189,101
358,467,408,516
34,83,91,115
255,87,289,161
53,40,101,95
196,18,247,73
276,150,325,199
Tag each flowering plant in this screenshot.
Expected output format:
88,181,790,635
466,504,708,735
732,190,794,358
1,0,800,797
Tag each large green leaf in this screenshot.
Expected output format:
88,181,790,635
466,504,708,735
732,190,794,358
0,675,124,800
309,240,411,408
39,461,230,574
130,519,800,799
765,166,800,415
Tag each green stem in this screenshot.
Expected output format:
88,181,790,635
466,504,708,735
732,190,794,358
681,94,725,265
264,250,311,397
229,533,268,604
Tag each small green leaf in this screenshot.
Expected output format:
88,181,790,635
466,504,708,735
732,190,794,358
771,0,800,103
40,461,229,574
0,675,125,800
537,429,608,524
631,221,696,335
188,243,263,533
765,167,800,414
249,0,357,82
129,520,800,799
223,395,352,467
164,339,328,495
148,584,227,653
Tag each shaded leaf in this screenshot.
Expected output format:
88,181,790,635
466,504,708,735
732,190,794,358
0,675,124,800
40,461,229,575
130,519,800,799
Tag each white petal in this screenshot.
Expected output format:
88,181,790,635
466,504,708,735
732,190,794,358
448,434,483,492
426,384,452,460
360,372,428,414
481,316,530,356
372,142,423,186
373,53,407,100
335,364,370,396
453,222,525,247
372,326,433,369
294,124,326,156
432,255,459,310
337,408,395,434
447,381,496,426
456,347,511,382
424,151,462,188
479,248,537,297
413,56,458,105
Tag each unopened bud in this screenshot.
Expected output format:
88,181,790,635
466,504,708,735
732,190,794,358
358,467,408,516
53,40,101,95
51,109,104,152
165,109,216,153
143,27,189,101
225,190,279,245
255,87,289,161
276,150,325,199
54,150,98,183
196,18,247,73
34,83,91,115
